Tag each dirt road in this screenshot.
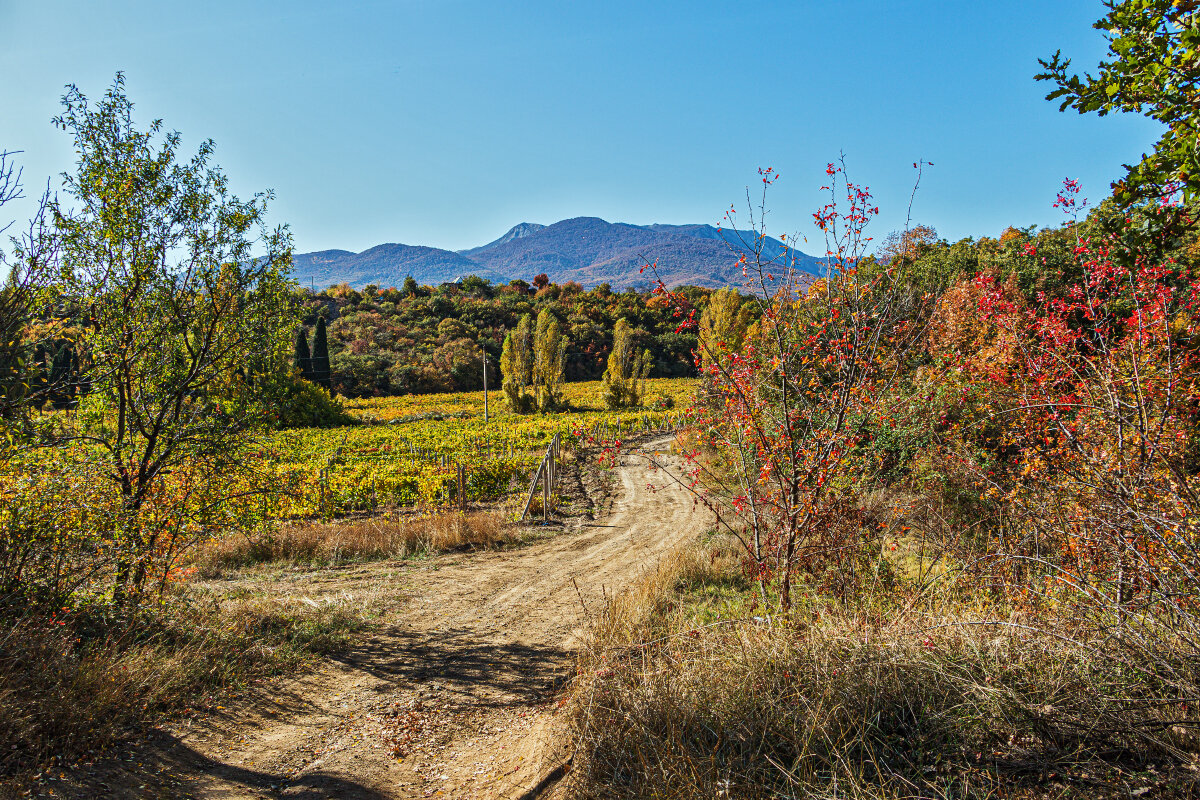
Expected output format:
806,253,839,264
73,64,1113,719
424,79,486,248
140,435,702,799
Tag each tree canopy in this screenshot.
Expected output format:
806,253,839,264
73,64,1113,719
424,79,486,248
48,74,297,603
1038,0,1200,206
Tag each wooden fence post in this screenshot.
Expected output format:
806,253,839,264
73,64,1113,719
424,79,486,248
521,460,544,521
458,463,466,511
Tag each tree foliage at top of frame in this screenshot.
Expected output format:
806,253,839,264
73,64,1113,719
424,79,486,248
1038,0,1200,206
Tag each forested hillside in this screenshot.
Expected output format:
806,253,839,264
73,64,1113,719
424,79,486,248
296,277,726,397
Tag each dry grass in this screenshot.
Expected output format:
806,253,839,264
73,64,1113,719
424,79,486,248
567,539,1200,799
0,593,365,788
194,510,512,573
1,509,512,787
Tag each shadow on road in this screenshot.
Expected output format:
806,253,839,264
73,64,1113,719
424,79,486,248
333,626,571,711
158,732,394,799
42,729,395,800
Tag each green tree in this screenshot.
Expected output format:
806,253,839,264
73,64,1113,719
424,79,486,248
1038,1,1200,206
48,343,78,409
532,309,567,411
312,315,331,390
294,327,313,379
50,75,296,605
602,318,650,409
501,313,534,412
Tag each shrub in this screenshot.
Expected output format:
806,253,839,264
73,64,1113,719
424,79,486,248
269,372,355,429
649,393,674,411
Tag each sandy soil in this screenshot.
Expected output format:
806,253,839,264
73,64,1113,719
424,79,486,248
78,435,704,800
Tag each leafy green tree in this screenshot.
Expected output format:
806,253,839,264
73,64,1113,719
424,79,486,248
460,274,493,297
501,313,534,412
312,315,331,390
532,309,567,411
436,317,471,341
1038,1,1200,206
602,318,650,409
50,75,296,605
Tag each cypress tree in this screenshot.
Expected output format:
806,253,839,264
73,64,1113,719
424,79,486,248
294,327,313,380
50,344,71,408
312,316,331,390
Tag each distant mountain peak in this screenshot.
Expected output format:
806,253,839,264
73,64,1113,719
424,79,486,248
294,217,825,291
460,222,545,255
504,221,545,239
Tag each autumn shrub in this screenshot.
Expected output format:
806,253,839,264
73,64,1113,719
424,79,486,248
615,165,1200,797
656,162,935,610
0,460,108,608
919,188,1200,709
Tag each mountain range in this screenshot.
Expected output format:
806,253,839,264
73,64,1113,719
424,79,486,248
290,218,827,291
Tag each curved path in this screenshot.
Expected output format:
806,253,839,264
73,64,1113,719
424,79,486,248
155,435,704,799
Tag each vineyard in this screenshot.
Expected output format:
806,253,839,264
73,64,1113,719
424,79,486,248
256,377,695,517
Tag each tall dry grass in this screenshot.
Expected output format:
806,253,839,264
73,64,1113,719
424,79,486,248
0,593,364,787
194,510,511,573
567,539,1200,799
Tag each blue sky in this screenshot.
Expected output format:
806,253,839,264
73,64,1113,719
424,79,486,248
0,0,1163,258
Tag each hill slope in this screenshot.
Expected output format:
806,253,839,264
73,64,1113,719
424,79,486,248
292,243,502,289
293,218,825,290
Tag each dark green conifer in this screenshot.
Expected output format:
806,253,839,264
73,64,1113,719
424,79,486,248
312,316,331,390
50,344,71,408
295,327,313,379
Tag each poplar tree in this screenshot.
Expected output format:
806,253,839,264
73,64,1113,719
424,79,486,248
602,318,651,409
697,287,750,373
532,309,567,412
500,313,534,413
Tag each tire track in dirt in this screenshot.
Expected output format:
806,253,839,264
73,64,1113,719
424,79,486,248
146,434,705,799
